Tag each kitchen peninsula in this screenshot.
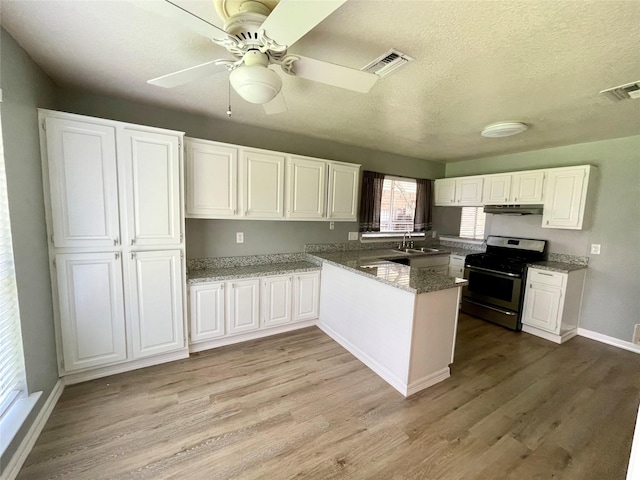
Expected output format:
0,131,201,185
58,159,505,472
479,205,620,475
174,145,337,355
311,249,467,397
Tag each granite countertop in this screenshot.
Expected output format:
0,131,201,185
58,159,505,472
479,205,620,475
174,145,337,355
188,261,321,284
528,261,588,273
309,249,467,294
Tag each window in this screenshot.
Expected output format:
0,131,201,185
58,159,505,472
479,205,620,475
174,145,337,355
380,177,416,232
459,206,486,239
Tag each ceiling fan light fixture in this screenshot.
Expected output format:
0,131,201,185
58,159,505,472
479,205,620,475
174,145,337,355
481,121,528,138
229,64,282,104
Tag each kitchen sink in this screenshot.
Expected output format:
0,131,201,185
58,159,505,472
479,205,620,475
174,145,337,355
392,247,447,255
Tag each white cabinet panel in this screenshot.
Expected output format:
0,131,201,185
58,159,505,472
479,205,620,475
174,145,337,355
511,171,544,203
190,282,226,342
128,250,184,358
286,156,327,219
483,175,512,204
242,150,285,218
186,139,238,218
120,129,181,246
434,177,483,206
227,278,260,334
56,253,126,371
542,167,588,229
262,275,293,327
293,271,320,322
45,118,120,248
327,162,360,220
522,282,562,333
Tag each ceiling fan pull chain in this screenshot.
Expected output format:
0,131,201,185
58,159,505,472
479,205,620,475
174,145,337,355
227,77,232,118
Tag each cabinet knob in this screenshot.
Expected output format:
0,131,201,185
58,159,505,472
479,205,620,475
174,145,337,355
131,238,136,245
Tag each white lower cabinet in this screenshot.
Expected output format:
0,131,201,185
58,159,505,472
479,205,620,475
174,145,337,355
262,275,293,327
188,271,321,349
56,252,127,372
293,271,321,321
227,278,261,334
521,267,586,344
128,250,185,358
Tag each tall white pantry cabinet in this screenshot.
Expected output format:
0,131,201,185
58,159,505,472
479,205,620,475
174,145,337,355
38,109,188,383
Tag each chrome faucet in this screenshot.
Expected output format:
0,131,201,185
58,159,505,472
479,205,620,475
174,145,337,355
400,231,411,249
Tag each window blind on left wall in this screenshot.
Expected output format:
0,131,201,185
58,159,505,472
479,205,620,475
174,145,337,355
0,104,28,420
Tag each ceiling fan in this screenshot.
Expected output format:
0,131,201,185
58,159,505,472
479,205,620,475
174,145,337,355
134,0,380,114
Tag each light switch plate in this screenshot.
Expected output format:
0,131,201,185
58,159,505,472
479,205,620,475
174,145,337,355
590,244,601,255
348,232,358,241
236,232,244,243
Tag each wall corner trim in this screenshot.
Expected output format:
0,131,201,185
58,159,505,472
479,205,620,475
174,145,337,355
577,328,640,355
1,379,64,480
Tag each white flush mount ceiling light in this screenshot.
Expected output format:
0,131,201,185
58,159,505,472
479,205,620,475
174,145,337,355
481,122,529,138
229,50,282,104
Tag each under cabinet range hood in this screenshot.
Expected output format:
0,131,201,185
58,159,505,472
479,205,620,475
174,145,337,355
484,204,544,215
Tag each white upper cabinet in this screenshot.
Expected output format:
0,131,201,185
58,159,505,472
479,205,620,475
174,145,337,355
286,156,327,220
542,166,592,230
434,177,483,206
56,252,127,372
128,250,185,358
327,162,360,220
186,139,238,218
119,128,182,246
44,118,120,248
242,149,285,219
483,171,544,205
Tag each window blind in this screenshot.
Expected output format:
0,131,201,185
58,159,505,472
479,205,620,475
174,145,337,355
0,107,27,419
459,206,486,240
380,177,416,232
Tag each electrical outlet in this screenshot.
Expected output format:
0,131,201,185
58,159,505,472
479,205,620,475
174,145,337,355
432,230,437,238
633,324,640,345
236,232,244,243
329,221,335,230
348,232,358,241
590,244,601,255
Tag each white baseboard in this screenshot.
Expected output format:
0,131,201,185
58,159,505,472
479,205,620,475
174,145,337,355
1,379,64,480
578,328,640,354
406,368,451,397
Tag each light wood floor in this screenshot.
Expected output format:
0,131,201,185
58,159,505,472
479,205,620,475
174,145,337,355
17,314,640,479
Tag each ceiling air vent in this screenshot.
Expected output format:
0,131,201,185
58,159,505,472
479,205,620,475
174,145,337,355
361,49,415,78
600,81,640,101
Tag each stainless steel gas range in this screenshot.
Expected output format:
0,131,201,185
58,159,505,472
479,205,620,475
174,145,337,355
461,236,547,331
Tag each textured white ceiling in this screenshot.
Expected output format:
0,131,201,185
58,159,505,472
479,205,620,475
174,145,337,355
2,0,639,162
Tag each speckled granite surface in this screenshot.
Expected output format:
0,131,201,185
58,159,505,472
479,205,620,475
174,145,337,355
528,261,588,273
309,249,467,294
188,261,321,284
188,253,316,271
547,253,589,266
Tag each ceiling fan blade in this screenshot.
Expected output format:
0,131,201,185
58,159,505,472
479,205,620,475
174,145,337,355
291,56,379,93
148,61,228,88
260,0,347,48
263,92,287,115
131,0,230,40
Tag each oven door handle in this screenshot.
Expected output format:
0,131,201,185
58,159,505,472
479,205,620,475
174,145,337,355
463,298,518,316
465,265,521,278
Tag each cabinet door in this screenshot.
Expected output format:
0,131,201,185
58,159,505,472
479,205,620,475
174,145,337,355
186,139,238,218
128,250,185,358
242,150,285,218
286,156,327,219
512,171,544,204
542,168,587,229
522,282,562,333
327,163,360,220
262,276,293,327
45,117,120,248
293,272,320,322
434,179,456,205
56,253,127,371
227,278,260,334
482,175,511,204
189,283,226,342
120,129,182,246
456,177,484,205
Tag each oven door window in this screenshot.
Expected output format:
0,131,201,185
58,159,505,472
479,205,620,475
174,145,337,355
467,270,516,303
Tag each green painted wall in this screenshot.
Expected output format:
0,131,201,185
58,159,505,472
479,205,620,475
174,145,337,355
0,28,59,472
445,135,640,343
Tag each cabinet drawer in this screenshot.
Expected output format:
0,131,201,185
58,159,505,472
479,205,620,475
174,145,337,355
528,269,564,287
449,255,466,267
